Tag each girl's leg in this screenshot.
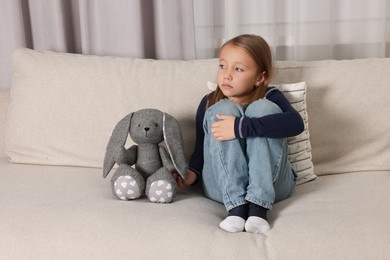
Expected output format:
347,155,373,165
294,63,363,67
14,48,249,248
244,99,296,233
202,99,249,232
203,99,248,208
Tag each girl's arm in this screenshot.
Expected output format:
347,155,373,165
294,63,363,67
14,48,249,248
187,95,208,178
235,88,304,138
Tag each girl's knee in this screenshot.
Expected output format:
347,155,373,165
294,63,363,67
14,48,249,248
208,99,244,117
245,99,282,117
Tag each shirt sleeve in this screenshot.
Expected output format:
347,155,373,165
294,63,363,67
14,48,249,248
234,88,305,138
188,95,208,177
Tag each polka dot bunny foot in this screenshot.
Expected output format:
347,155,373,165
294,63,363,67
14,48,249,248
113,175,142,200
148,180,174,203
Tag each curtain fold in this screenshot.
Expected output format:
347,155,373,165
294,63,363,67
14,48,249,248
0,0,196,89
193,0,390,60
1,0,390,89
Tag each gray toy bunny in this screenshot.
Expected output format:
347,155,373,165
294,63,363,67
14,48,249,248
103,109,187,203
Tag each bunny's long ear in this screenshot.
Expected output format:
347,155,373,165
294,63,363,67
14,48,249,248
163,112,188,179
103,113,133,178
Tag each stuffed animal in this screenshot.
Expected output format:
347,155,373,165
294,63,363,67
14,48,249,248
103,109,187,203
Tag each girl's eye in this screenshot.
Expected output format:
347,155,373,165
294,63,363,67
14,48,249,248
219,64,226,70
235,67,244,72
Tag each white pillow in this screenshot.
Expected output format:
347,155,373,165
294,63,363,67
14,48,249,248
5,48,315,185
273,82,316,185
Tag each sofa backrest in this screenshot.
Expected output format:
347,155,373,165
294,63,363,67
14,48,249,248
5,49,215,167
274,59,390,175
3,48,390,179
0,88,9,158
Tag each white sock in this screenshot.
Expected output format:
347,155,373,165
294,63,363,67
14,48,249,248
245,216,270,234
219,216,246,233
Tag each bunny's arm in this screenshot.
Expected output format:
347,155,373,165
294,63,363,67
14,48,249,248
116,145,138,166
159,146,175,173
103,145,137,178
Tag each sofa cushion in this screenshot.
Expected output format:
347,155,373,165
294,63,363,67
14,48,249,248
5,48,213,167
273,59,390,175
1,158,389,259
5,48,315,184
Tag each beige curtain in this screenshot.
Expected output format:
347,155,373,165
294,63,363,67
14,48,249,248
194,0,390,60
0,0,196,89
3,0,390,89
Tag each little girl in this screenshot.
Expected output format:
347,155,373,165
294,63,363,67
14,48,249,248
176,34,304,234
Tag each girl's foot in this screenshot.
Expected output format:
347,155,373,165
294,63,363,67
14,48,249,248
219,204,248,233
219,216,246,232
245,216,270,234
245,202,270,234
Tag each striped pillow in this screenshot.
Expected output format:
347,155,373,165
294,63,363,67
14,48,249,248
274,82,316,185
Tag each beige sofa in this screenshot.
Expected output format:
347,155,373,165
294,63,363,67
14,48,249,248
1,48,390,260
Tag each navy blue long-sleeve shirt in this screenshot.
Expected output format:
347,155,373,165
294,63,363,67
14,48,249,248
188,87,304,177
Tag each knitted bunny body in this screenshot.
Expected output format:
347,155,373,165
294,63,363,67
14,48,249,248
103,109,187,203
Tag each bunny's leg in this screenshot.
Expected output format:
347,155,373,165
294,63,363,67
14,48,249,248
111,164,145,200
146,168,177,203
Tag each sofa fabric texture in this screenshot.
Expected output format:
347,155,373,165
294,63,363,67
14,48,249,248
1,49,390,259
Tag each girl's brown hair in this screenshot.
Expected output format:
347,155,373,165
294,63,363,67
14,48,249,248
208,34,274,107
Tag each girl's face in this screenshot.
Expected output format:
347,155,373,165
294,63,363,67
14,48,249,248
217,44,264,104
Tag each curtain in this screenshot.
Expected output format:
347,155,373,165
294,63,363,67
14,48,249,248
0,0,196,89
1,0,390,89
194,0,390,60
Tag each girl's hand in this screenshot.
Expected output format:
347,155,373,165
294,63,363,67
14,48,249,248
211,114,236,141
173,170,198,188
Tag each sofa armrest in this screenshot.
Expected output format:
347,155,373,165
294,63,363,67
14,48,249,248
0,88,10,158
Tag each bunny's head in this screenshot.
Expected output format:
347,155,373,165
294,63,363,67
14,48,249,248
103,109,187,178
129,109,165,145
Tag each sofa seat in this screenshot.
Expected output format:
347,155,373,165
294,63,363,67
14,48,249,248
1,157,389,259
